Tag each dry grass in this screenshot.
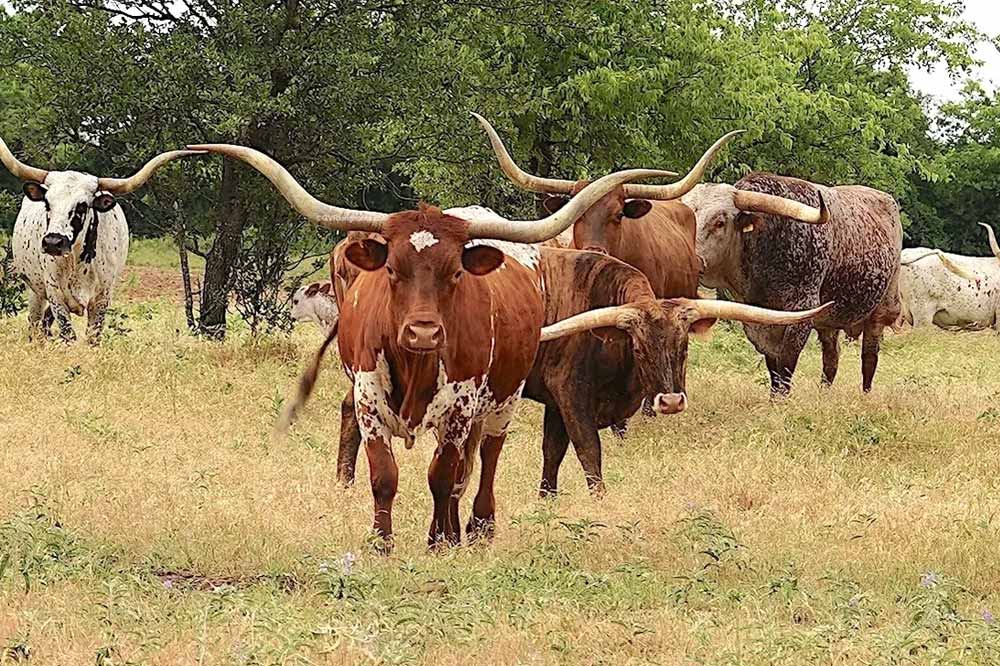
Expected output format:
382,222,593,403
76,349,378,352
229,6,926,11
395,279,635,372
3,262,1000,664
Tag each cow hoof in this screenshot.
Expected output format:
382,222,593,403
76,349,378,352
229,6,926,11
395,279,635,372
466,516,495,543
427,532,461,551
587,482,607,499
538,483,558,499
368,532,394,556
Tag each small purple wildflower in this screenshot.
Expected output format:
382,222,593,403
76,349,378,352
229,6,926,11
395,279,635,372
983,609,995,624
920,572,940,589
342,552,356,576
162,578,174,590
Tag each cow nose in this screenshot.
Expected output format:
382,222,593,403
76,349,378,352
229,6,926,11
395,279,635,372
653,392,687,415
41,234,71,256
402,321,444,352
582,245,608,256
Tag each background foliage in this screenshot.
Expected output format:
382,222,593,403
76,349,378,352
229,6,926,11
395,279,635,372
0,0,996,332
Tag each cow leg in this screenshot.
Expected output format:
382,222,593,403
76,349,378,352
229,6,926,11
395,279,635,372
560,406,605,497
49,302,76,343
818,329,841,387
85,294,110,345
861,321,885,393
427,442,464,549
539,404,571,498
910,304,937,329
26,291,48,340
768,324,811,396
336,391,362,486
468,432,506,541
364,436,398,554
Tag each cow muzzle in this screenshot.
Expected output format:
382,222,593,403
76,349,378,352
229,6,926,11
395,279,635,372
41,233,72,257
653,392,687,415
399,320,445,353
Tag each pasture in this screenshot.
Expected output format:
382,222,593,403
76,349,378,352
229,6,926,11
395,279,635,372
2,245,1000,665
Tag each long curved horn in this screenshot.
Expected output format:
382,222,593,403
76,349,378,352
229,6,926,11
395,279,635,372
97,150,206,195
539,299,833,342
464,168,678,243
734,188,830,224
539,304,638,342
188,144,390,232
979,223,1000,260
0,136,49,183
902,250,978,281
622,131,744,200
675,298,833,326
472,113,581,194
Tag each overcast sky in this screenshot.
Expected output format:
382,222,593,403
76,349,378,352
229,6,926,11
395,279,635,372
908,0,1000,100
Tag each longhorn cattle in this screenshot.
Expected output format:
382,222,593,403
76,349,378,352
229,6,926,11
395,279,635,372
682,175,902,394
473,114,739,298
190,141,678,550
317,209,829,498
1,138,201,343
291,280,340,331
898,223,1000,330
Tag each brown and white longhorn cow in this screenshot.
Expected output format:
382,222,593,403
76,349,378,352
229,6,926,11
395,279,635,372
190,141,676,550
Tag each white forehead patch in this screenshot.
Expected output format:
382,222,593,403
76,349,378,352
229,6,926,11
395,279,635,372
410,230,439,252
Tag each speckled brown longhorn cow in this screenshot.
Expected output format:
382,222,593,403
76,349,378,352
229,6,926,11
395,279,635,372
682,174,903,394
189,140,679,551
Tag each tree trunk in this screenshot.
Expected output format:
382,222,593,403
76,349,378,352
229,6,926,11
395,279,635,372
175,220,196,332
198,158,244,339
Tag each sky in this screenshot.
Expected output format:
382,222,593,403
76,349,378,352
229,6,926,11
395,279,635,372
908,0,1000,100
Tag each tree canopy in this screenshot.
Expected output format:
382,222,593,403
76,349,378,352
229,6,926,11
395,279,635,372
0,0,995,333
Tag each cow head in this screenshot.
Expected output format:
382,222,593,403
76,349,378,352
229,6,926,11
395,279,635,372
22,172,116,257
0,136,203,258
344,206,505,353
473,113,742,254
542,183,653,256
540,298,833,414
291,280,340,329
682,179,829,290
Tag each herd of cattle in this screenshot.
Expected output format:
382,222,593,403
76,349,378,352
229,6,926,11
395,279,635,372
3,115,998,550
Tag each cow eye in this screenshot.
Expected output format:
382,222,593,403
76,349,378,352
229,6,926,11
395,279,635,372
76,202,88,215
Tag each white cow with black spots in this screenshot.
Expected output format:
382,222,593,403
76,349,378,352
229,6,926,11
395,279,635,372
899,223,1000,330
1,137,201,343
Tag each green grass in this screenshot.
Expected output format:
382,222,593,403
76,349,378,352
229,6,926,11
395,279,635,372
2,297,1000,664
127,237,206,271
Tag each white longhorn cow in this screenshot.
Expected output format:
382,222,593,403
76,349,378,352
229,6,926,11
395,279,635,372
290,280,340,331
898,223,1000,330
1,138,201,343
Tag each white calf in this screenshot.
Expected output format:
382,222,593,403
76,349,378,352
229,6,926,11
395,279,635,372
291,280,340,331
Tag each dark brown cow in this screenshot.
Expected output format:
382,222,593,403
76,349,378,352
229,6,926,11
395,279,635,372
190,141,676,550
525,247,830,496
473,114,739,299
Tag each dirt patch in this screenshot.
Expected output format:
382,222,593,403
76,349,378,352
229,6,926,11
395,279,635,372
118,266,201,304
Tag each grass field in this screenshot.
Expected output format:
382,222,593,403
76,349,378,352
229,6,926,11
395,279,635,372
3,247,1000,665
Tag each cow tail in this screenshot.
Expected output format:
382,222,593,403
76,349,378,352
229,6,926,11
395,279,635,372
276,322,339,435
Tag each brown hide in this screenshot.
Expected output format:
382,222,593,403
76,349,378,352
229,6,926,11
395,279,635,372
525,248,677,495
334,207,545,547
551,183,700,299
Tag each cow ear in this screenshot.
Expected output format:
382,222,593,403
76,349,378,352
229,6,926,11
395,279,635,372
318,282,331,295
23,182,47,202
688,318,718,337
462,245,505,276
345,238,388,272
305,283,320,297
93,193,117,213
623,199,653,219
542,196,569,215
